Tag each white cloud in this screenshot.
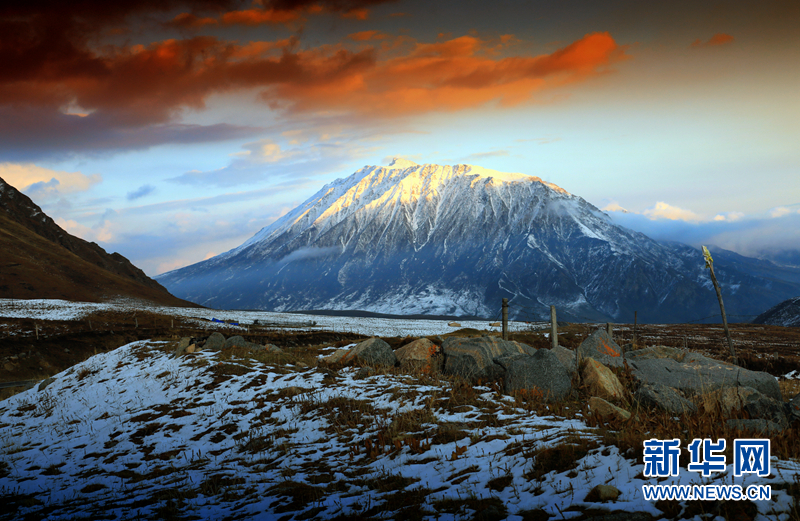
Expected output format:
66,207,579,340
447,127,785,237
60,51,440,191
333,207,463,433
0,163,101,200
642,201,702,222
712,211,745,222
601,202,628,213
769,206,800,218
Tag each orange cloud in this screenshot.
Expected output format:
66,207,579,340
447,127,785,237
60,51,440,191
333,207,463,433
167,12,219,29
275,32,627,117
348,30,389,41
691,33,735,48
0,10,629,152
221,8,301,25
342,8,369,20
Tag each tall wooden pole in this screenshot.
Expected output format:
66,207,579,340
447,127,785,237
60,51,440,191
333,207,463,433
703,246,737,365
501,298,509,340
550,305,557,350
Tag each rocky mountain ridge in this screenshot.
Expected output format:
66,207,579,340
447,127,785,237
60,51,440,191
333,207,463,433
0,176,195,306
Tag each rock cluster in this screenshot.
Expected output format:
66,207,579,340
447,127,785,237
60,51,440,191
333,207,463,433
322,328,798,433
172,333,282,357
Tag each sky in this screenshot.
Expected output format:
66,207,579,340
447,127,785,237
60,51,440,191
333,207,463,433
1,0,798,276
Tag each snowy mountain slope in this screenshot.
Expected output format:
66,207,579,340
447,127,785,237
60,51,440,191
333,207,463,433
157,159,800,322
753,296,800,327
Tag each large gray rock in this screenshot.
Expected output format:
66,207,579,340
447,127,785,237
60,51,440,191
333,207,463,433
635,383,698,415
204,332,226,351
494,349,571,402
442,336,535,381
577,330,624,368
551,345,577,377
627,346,781,400
698,386,787,426
341,338,397,368
223,335,264,350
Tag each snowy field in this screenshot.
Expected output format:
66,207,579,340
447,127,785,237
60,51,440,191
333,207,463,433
0,298,544,337
2,339,798,520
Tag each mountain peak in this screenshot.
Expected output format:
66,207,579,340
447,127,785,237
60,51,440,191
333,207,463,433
387,157,418,169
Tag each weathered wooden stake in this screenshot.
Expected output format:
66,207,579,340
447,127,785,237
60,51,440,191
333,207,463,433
606,322,613,338
703,246,737,365
501,298,509,341
35,324,39,340
633,311,638,347
550,305,557,350
88,319,92,330
171,319,174,329
135,317,138,329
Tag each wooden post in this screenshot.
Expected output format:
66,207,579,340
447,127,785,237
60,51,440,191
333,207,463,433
88,319,92,331
703,246,737,365
35,324,39,340
606,322,612,338
171,319,174,329
501,298,509,341
633,311,638,348
550,305,557,350
135,317,138,329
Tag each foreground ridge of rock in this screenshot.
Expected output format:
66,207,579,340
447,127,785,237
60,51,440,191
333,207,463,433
495,349,572,402
626,346,781,400
577,330,624,368
442,336,535,381
634,383,697,415
342,337,397,368
581,359,625,400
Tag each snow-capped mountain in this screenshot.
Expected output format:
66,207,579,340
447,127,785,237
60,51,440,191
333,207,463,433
157,159,800,322
753,296,800,327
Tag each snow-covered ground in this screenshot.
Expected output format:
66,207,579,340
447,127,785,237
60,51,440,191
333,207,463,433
1,298,799,519
2,339,798,520
0,298,543,337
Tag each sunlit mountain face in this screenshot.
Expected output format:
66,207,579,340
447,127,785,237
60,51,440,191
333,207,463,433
157,160,800,322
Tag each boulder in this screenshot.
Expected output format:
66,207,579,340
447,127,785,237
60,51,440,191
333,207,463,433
584,484,621,503
551,345,577,377
577,330,624,368
634,383,697,415
495,349,572,402
223,335,266,351
726,419,785,435
265,344,283,353
588,397,631,421
204,332,226,351
448,322,461,327
38,377,56,392
173,337,193,357
581,359,625,400
627,347,781,401
442,336,535,381
320,349,350,365
341,338,397,368
698,386,787,425
790,393,800,421
395,338,440,373
185,343,196,354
